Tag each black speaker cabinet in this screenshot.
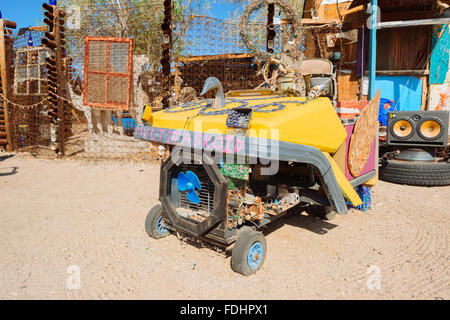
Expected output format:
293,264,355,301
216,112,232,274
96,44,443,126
387,111,449,147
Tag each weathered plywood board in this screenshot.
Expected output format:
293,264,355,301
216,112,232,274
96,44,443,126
318,2,352,19
429,83,450,134
348,90,380,177
337,73,360,102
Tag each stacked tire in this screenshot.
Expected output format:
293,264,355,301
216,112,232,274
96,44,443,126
379,159,450,187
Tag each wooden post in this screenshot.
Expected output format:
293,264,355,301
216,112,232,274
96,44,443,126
422,26,433,111
0,20,13,152
55,9,62,156
266,3,275,54
161,0,172,109
174,58,180,102
54,8,66,156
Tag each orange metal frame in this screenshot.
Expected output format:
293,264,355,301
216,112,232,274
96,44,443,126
83,36,133,110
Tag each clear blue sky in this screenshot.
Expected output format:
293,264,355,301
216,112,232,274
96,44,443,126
210,1,244,20
0,0,243,30
0,0,44,29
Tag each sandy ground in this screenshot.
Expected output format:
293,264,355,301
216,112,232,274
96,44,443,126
0,153,449,300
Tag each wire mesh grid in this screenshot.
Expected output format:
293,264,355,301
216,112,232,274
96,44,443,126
62,1,164,69
12,30,45,49
179,16,287,57
84,37,133,110
13,47,50,96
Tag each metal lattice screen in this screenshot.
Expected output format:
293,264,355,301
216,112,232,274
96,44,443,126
13,46,50,96
8,31,54,151
83,37,133,110
177,54,263,96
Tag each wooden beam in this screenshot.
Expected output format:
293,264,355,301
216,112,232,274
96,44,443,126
179,53,254,62
0,20,13,152
343,9,435,29
364,70,430,76
421,75,429,111
29,26,48,32
301,18,341,25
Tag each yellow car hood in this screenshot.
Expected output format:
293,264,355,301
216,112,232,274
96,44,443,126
144,96,346,154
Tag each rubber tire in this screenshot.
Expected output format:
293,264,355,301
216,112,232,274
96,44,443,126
307,205,337,221
145,204,170,239
231,228,267,276
379,159,450,187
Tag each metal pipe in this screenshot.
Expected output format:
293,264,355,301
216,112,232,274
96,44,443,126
368,0,378,100
379,18,450,29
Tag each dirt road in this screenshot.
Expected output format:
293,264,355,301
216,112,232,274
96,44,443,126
0,153,448,300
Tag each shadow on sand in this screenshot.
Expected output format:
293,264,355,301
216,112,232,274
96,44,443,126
0,166,18,177
159,205,338,259
0,154,15,162
262,206,339,237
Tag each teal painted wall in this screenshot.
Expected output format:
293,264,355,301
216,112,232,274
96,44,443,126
430,25,450,85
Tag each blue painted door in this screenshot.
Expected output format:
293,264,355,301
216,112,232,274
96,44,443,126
374,76,423,111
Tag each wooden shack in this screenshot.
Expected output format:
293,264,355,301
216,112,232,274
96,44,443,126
304,0,450,120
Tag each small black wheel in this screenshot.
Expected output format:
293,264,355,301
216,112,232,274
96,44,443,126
231,228,267,276
145,204,170,239
307,205,337,221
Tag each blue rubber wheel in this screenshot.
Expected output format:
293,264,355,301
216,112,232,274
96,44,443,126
145,204,170,239
156,215,169,235
231,228,267,276
247,242,264,270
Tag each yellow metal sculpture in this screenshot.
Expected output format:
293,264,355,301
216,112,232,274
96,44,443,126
143,95,346,149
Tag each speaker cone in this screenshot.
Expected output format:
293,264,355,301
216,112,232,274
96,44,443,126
391,119,414,139
418,119,443,140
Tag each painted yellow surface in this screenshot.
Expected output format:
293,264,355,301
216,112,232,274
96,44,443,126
142,105,153,123
150,96,347,153
363,174,379,187
323,152,363,207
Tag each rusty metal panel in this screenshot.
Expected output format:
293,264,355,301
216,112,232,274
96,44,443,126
83,36,133,110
